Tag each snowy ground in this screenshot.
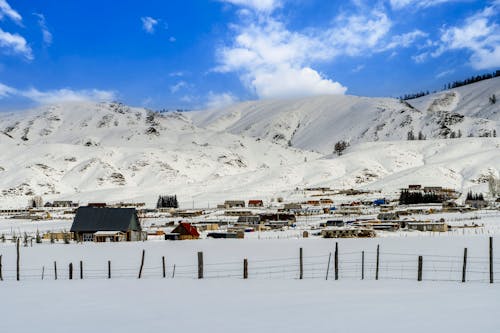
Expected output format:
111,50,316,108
1,211,500,332
1,279,499,333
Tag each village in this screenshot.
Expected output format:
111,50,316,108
0,184,498,244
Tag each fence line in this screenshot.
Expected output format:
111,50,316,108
0,237,496,283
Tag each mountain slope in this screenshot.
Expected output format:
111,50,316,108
189,78,500,154
0,79,498,208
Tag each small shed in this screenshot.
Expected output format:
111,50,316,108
170,222,200,240
224,200,246,208
248,200,264,207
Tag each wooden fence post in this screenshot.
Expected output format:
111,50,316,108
16,238,20,281
54,261,57,280
417,256,423,281
69,263,73,280
243,258,248,279
0,254,3,281
325,252,331,280
198,251,204,279
299,247,303,280
108,260,111,279
138,250,145,279
490,237,494,284
361,251,364,280
334,242,339,280
375,245,380,280
80,261,83,279
162,256,166,278
462,248,467,283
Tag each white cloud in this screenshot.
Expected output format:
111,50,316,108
220,0,282,12
352,64,365,73
389,0,458,10
169,71,185,77
216,7,403,99
170,81,187,93
22,88,116,104
251,65,347,99
428,3,500,69
435,69,455,78
0,0,22,24
326,10,392,56
0,82,16,97
215,16,348,98
0,82,116,104
141,16,158,34
0,28,33,60
33,13,52,46
381,30,427,51
205,91,238,109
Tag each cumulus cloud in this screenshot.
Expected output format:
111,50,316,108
205,91,238,109
141,16,158,34
251,65,347,99
0,28,33,60
0,82,116,104
427,3,500,69
33,13,52,46
0,0,22,24
216,5,412,99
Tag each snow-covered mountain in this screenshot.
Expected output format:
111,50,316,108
189,77,500,154
0,78,498,208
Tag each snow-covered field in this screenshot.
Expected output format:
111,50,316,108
1,212,499,332
2,279,499,333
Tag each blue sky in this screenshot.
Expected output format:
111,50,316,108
0,0,499,111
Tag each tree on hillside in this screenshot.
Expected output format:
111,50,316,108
334,140,349,156
490,94,496,104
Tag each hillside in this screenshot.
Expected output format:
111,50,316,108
0,78,498,208
189,77,500,154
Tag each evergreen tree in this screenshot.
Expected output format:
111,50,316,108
334,141,349,156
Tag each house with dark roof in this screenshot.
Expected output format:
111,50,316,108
70,207,145,242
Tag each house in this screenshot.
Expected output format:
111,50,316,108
407,222,448,232
52,200,75,208
237,215,261,225
88,202,107,208
70,207,144,242
248,200,264,207
167,222,200,240
259,213,296,223
224,200,245,208
319,198,334,205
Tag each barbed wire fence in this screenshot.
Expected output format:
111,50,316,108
0,238,497,284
